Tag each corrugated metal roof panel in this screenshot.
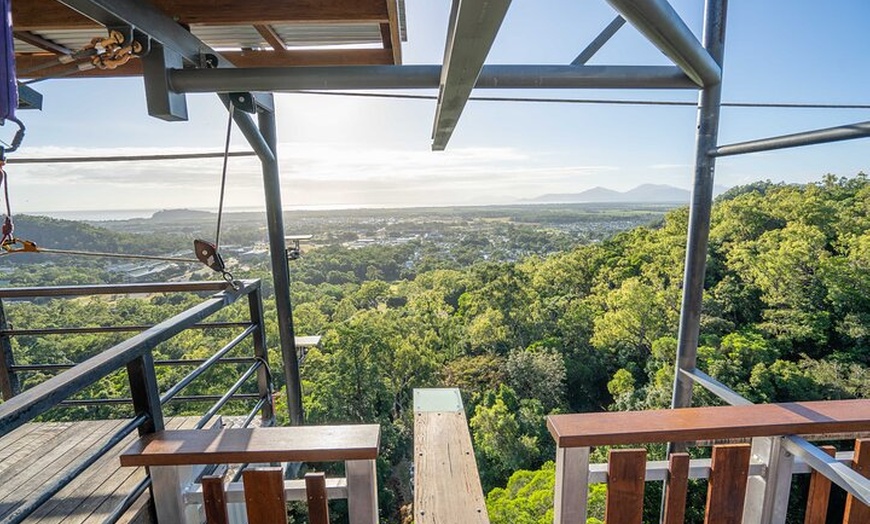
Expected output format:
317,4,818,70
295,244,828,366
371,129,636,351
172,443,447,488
272,23,382,47
15,29,99,54
190,25,266,49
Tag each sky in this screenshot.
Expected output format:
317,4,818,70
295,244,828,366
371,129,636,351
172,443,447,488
7,0,870,215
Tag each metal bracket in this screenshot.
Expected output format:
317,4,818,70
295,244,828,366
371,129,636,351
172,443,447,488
17,85,44,111
227,92,274,114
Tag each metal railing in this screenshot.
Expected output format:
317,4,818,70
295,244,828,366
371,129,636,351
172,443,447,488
0,280,275,524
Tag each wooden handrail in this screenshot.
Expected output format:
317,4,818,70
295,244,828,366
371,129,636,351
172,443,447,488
547,399,870,448
120,425,380,466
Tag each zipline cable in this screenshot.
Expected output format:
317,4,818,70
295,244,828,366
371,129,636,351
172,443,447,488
291,90,870,110
214,102,234,250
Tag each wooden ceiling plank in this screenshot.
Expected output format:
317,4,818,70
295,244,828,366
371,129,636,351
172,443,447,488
13,0,389,31
15,48,395,79
253,25,287,53
384,0,402,65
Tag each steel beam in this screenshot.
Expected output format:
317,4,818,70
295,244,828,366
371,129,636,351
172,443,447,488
0,281,257,438
783,436,870,506
572,16,626,66
55,0,236,121
0,300,18,400
215,93,302,425
54,0,231,68
256,97,305,426
680,368,752,406
169,64,697,93
431,0,512,151
605,0,721,87
711,120,870,157
670,0,727,412
142,43,188,121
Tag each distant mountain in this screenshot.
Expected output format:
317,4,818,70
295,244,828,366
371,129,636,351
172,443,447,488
525,184,691,203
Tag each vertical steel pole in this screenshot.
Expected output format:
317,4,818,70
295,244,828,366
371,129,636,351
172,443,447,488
671,0,728,415
256,97,304,425
248,284,276,424
127,351,165,435
0,299,19,400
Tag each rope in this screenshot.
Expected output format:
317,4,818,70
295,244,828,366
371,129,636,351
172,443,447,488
214,102,234,250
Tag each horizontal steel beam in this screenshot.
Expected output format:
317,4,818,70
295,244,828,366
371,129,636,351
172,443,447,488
431,0,512,150
711,120,870,157
606,0,721,87
170,65,698,93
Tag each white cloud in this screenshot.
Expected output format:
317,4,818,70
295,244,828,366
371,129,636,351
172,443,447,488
10,142,619,211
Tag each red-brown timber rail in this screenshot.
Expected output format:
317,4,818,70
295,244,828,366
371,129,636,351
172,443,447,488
547,400,870,524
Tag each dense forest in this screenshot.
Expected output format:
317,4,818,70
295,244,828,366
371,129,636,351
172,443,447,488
2,175,868,523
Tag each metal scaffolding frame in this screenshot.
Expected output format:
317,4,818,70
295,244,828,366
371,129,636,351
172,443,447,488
46,1,870,450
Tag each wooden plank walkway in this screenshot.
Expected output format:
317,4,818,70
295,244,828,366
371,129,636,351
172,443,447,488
413,388,489,524
0,416,198,524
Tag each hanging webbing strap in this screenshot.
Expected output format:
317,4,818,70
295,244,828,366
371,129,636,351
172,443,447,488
0,0,16,124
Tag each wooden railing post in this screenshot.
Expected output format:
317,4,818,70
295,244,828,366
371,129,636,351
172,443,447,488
247,285,275,424
663,453,690,524
605,449,647,524
706,444,751,524
803,446,835,524
553,446,589,524
844,439,870,524
0,298,19,400
743,437,794,524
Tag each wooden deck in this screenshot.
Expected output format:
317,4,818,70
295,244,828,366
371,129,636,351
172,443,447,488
0,416,198,524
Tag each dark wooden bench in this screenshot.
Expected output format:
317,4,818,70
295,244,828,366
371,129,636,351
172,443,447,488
120,424,380,524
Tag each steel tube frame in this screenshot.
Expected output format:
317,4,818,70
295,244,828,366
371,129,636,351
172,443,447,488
2,322,251,337
0,299,18,400
605,0,721,87
195,360,263,429
216,93,303,426
683,370,870,507
572,16,626,66
256,100,305,426
169,65,699,93
670,0,727,418
711,119,870,157
159,324,257,404
11,357,256,372
0,280,258,437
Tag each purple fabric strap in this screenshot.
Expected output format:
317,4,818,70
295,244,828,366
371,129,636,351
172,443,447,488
0,0,16,123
